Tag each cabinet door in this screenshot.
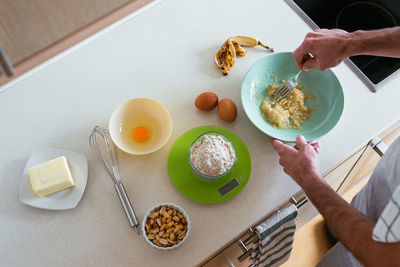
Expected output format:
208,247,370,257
202,233,251,267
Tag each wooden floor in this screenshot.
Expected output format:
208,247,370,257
0,0,132,64
325,119,400,193
0,0,154,86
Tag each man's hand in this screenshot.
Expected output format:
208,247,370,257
293,29,351,71
293,27,400,71
271,135,321,187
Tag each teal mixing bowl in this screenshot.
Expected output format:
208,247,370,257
241,52,344,142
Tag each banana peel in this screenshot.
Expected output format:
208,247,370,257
232,40,247,56
231,36,274,52
215,36,273,75
215,38,237,76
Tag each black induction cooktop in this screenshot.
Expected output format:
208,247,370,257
285,0,400,92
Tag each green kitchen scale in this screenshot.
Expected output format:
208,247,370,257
168,126,251,204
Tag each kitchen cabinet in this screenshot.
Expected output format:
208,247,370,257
203,232,252,267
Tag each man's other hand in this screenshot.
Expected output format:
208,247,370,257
271,135,321,186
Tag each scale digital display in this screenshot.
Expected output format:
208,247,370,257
218,178,240,196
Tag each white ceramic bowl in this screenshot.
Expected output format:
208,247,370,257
142,203,191,250
109,98,172,155
188,131,237,181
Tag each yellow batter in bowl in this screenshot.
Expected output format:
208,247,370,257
261,82,314,129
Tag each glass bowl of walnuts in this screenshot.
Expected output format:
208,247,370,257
142,203,191,250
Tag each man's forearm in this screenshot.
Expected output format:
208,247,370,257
347,27,400,58
301,174,400,266
302,176,376,255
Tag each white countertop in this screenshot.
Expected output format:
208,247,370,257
1,0,400,266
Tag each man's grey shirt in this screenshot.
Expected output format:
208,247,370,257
318,137,400,267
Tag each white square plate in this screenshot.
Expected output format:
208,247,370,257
19,148,88,210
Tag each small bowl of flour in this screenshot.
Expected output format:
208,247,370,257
189,132,237,181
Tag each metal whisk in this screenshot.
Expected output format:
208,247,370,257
89,126,140,234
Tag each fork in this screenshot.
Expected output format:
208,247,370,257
271,70,303,103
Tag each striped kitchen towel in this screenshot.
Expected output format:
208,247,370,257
250,204,298,267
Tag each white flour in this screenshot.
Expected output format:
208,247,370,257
190,134,235,176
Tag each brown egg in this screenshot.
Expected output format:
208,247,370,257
195,92,218,111
217,98,237,122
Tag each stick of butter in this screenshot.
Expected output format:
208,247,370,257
29,156,75,197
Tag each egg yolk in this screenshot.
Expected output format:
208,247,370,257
132,126,149,142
